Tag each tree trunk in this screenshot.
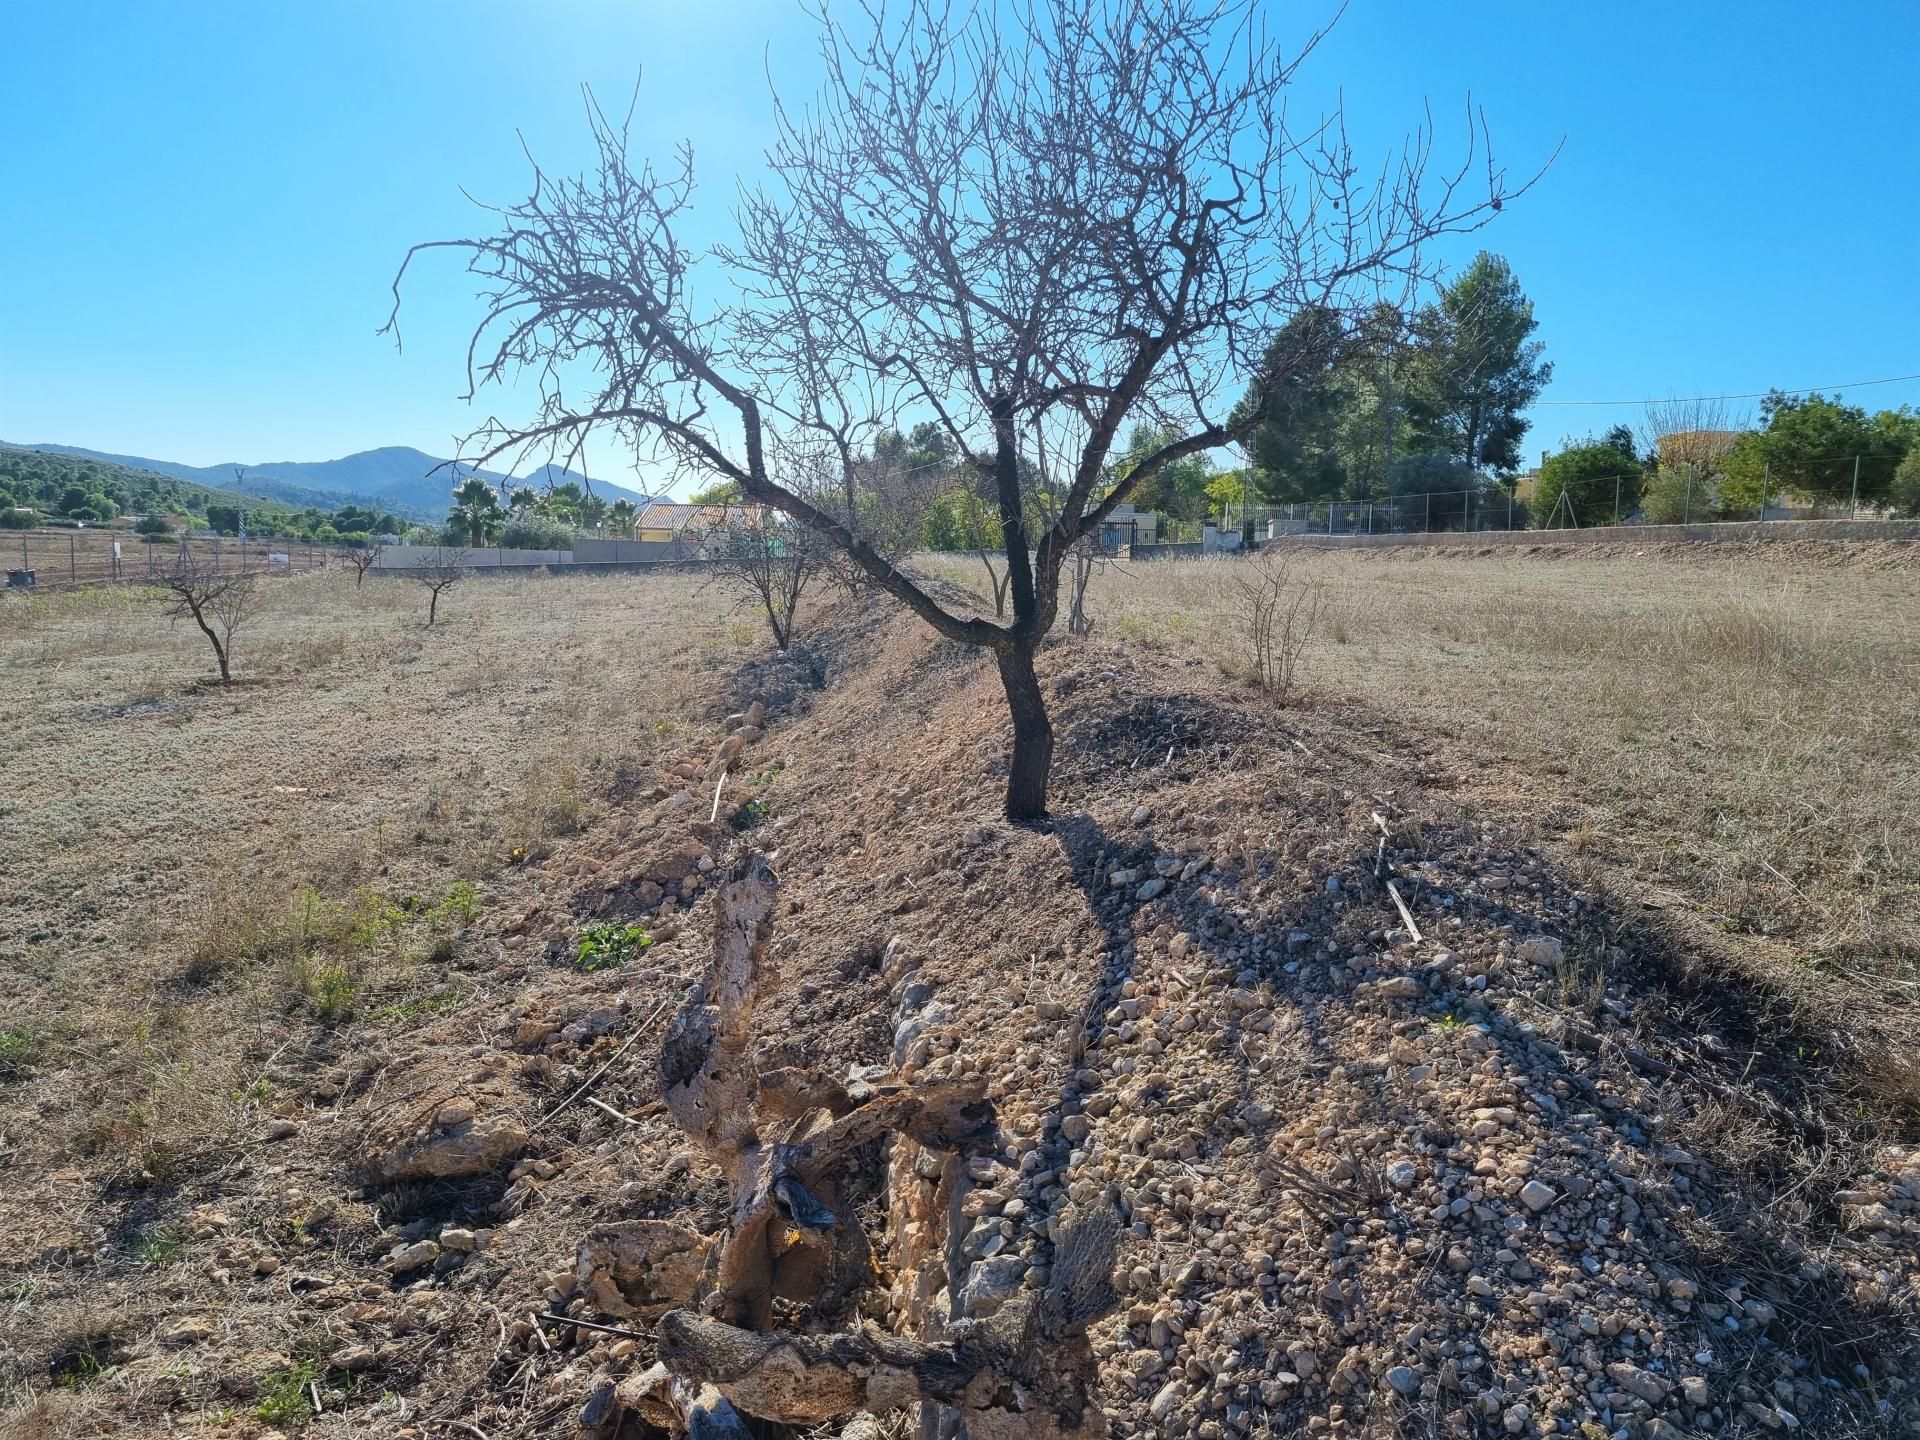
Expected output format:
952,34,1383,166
428,588,439,626
995,642,1051,821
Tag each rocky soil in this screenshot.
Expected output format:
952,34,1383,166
4,593,1916,1439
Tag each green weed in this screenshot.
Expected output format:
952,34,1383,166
575,922,653,973
371,988,460,1025
432,879,481,927
0,1027,43,1074
254,1360,318,1424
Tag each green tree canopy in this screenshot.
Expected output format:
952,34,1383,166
1533,437,1642,528
1114,424,1215,521
686,479,742,506
1402,252,1550,475
1236,306,1360,503
1719,391,1912,513
1890,449,1920,517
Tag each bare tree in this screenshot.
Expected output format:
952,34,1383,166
1235,547,1325,705
347,545,380,588
412,547,467,626
385,0,1537,818
1640,395,1745,480
697,509,824,651
157,554,257,686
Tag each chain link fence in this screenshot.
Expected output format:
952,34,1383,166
4,529,351,591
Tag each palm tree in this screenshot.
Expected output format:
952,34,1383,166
449,476,504,546
608,498,638,534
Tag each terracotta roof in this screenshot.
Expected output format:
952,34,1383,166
635,502,768,532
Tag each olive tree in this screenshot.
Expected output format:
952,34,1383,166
386,0,1534,819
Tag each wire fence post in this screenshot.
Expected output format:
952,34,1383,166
1684,469,1692,526
1613,475,1622,525
70,534,76,583
1851,455,1860,518
1425,492,1431,533
1760,462,1770,522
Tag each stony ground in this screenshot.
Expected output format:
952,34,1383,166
2,556,1916,1439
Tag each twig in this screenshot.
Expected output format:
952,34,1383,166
1385,881,1423,944
538,1312,650,1341
586,1095,640,1126
309,1379,323,1415
534,991,678,1127
709,766,728,823
526,1311,552,1352
422,1421,494,1440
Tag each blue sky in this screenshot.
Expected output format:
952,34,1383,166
3,0,1916,493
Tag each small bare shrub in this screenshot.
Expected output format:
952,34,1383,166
1235,549,1325,704
413,547,468,626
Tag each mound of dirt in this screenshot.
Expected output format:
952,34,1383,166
7,596,1915,1440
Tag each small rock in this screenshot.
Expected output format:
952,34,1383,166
439,1227,479,1253
262,1119,298,1141
1385,1365,1421,1398
1516,936,1563,967
1150,1380,1184,1421
1385,1160,1417,1191
1365,976,1422,1002
1130,805,1153,826
1136,878,1168,901
385,1240,441,1273
1681,1376,1712,1407
1518,1180,1558,1212
162,1317,216,1347
1607,1362,1670,1404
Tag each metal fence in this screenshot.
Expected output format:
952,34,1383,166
4,529,351,591
1225,465,1902,540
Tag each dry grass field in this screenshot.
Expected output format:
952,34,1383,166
1080,549,1920,980
2,544,1916,1439
0,568,749,1221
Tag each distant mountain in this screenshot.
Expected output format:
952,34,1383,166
12,443,657,522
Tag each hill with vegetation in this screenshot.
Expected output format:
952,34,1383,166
0,446,405,541
13,442,656,522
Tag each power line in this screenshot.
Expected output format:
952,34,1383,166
1534,371,1920,408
